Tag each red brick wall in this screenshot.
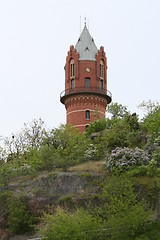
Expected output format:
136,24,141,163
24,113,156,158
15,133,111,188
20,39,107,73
63,45,108,133
65,94,107,133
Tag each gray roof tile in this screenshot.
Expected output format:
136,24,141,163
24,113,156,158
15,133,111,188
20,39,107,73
75,26,98,61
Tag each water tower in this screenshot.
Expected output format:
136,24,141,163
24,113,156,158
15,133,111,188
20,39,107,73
60,23,112,132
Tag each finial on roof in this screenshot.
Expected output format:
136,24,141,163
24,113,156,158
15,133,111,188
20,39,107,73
84,17,87,28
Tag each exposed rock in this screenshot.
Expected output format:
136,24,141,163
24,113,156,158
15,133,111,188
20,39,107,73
0,171,104,240
0,171,159,240
0,171,104,220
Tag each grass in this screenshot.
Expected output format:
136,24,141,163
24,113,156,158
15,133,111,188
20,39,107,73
69,160,106,173
5,161,106,185
135,175,159,186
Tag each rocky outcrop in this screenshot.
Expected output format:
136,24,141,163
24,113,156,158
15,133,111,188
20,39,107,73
0,171,159,240
0,171,104,239
7,172,103,212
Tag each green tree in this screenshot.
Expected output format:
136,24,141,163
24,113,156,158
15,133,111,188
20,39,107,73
85,103,141,154
139,100,160,140
3,118,47,163
84,118,109,160
100,175,152,240
104,118,130,152
85,118,107,136
39,144,61,171
104,110,141,152
43,124,87,170
106,102,129,119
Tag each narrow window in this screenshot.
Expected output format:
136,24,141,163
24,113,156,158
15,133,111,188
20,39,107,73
73,63,75,76
102,65,104,77
85,78,90,88
71,79,75,89
100,79,103,90
86,125,89,130
70,59,75,77
71,64,72,77
100,60,104,79
86,110,90,120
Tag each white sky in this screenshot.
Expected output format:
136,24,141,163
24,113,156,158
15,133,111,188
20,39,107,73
0,0,159,138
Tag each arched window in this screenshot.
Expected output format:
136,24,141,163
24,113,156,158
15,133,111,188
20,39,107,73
85,124,89,130
70,59,75,77
85,77,90,88
86,110,90,120
100,60,104,90
70,59,75,89
100,60,104,79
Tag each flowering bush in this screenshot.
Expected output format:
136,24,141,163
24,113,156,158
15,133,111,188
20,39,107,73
105,147,149,172
84,144,98,160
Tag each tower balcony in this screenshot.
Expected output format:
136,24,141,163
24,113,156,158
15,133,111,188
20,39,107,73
60,86,112,104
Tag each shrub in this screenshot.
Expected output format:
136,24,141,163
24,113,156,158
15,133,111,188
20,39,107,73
105,147,149,172
0,191,12,217
146,159,160,177
84,144,98,160
8,196,35,234
39,144,62,171
85,118,107,136
39,207,105,240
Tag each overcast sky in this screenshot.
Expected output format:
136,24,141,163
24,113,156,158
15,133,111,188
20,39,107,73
0,0,159,138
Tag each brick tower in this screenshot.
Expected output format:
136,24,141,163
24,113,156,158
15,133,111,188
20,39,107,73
60,23,112,133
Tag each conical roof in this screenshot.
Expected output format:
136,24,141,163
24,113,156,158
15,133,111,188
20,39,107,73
75,25,98,61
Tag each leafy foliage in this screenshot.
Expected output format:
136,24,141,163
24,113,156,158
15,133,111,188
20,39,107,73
100,176,152,240
40,207,105,240
0,101,159,182
139,100,160,140
42,124,88,170
106,102,129,119
3,118,46,162
135,220,160,240
103,113,141,152
0,191,12,217
39,175,153,240
7,196,36,234
0,100,159,239
85,118,107,136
